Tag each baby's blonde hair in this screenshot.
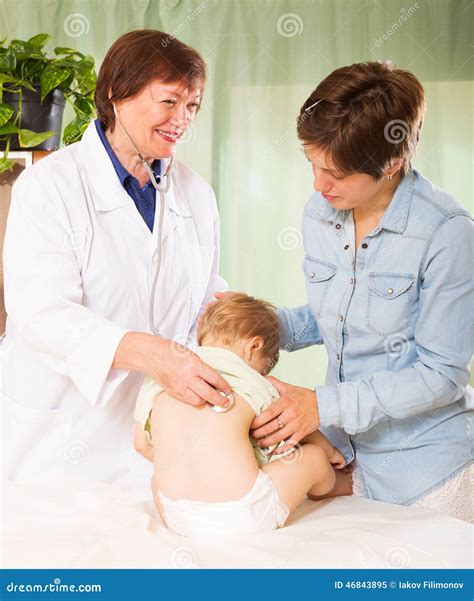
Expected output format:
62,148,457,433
197,293,281,372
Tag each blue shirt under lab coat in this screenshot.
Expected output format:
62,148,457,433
95,120,161,232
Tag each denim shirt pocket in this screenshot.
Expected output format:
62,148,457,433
366,272,415,335
304,256,337,317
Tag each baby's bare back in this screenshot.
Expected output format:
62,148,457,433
150,391,260,502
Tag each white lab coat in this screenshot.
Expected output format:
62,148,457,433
1,121,226,486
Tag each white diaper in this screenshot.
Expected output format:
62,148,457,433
156,470,289,537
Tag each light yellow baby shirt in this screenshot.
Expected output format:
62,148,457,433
134,346,293,465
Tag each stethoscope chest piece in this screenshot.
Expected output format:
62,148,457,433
210,391,235,413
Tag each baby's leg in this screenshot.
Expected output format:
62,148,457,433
299,432,353,497
261,443,337,513
301,430,346,468
307,468,353,500
300,430,335,457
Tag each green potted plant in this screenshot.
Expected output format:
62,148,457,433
0,33,97,173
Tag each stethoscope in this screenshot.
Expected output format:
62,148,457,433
113,103,174,338
113,104,234,414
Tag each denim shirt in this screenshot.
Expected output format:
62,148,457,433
278,170,473,505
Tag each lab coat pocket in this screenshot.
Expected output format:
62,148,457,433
366,272,415,336
2,393,73,480
303,256,337,317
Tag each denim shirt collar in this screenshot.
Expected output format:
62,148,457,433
315,170,415,235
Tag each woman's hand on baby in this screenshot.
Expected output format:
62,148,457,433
250,376,320,452
151,338,231,408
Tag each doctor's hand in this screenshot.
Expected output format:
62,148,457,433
152,338,231,407
114,332,231,408
214,290,237,300
250,376,320,452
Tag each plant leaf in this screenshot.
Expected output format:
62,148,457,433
18,128,56,147
0,123,18,134
63,115,90,145
54,47,84,58
0,102,14,126
16,79,36,91
10,40,44,61
73,96,95,116
82,55,94,68
10,39,34,53
40,63,70,99
0,74,17,84
19,58,45,83
0,155,15,173
0,47,16,70
28,34,51,49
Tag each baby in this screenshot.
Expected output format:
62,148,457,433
134,293,351,536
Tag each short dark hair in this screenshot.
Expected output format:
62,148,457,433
95,29,206,130
297,61,426,179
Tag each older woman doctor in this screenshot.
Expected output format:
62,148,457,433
2,30,230,483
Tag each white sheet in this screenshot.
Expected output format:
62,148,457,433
1,479,472,569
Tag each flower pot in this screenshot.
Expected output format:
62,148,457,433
3,85,66,151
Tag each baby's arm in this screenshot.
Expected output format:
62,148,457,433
301,430,346,468
133,423,154,462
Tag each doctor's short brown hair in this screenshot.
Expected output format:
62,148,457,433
197,293,281,373
95,29,206,130
297,61,426,179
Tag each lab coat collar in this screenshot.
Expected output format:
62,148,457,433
78,121,187,216
94,119,162,188
314,170,414,235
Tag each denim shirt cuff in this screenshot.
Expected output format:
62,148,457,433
276,307,293,349
316,385,341,428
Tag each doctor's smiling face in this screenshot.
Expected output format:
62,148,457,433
94,30,207,180
111,79,202,161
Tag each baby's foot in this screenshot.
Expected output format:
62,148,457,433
329,447,346,469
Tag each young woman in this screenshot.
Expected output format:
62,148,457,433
251,61,473,522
